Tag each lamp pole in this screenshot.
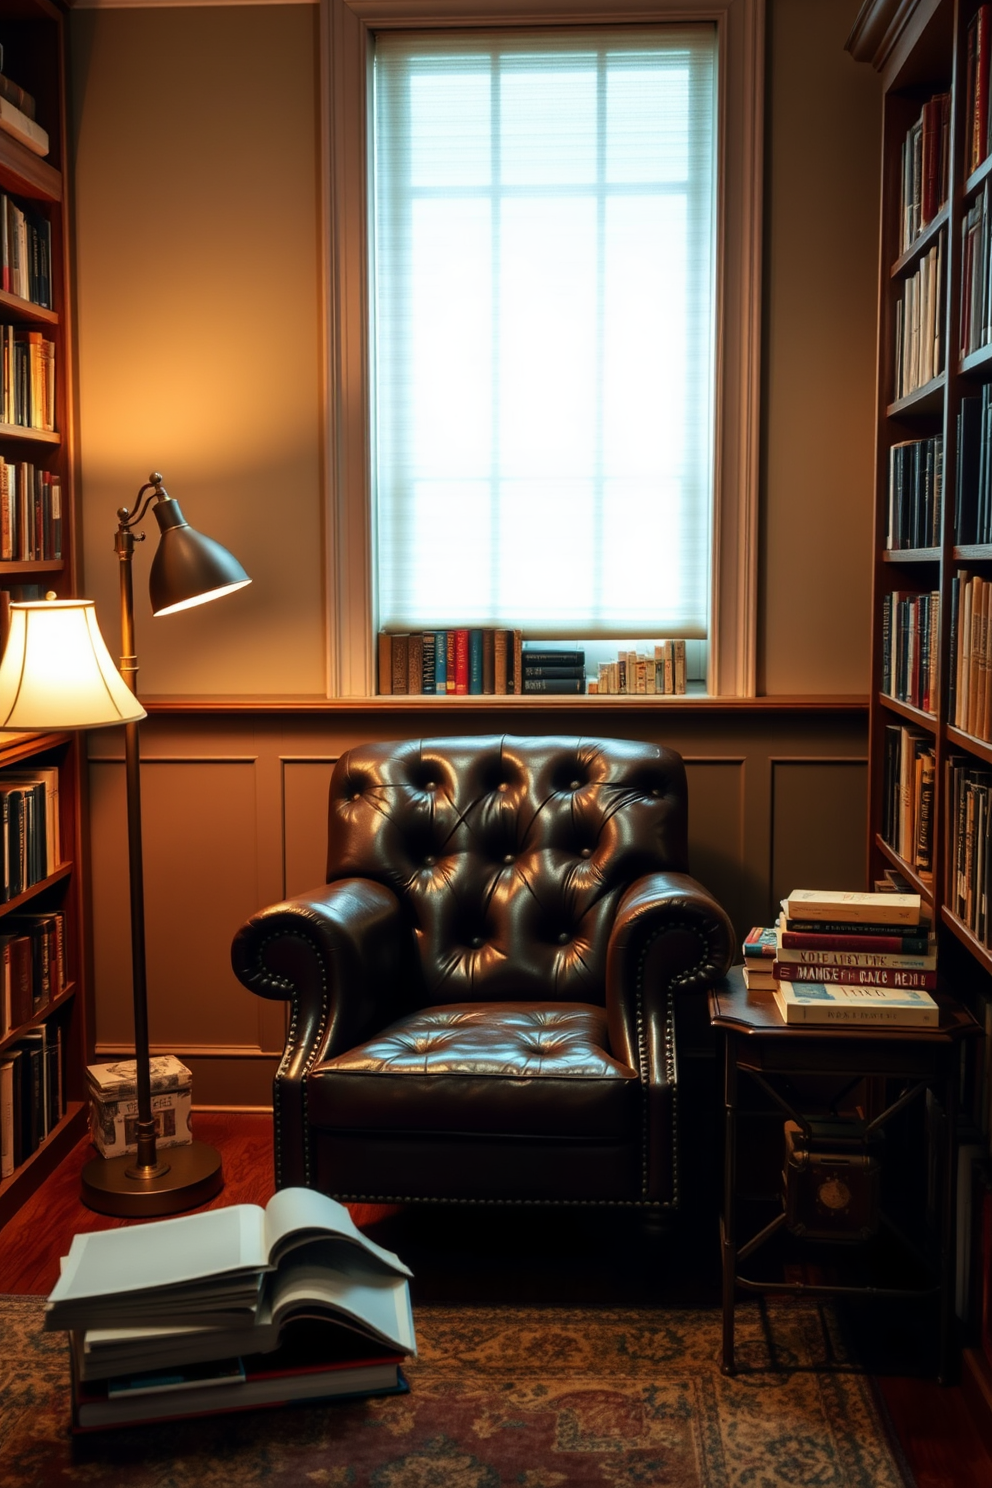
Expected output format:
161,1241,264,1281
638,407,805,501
79,474,248,1216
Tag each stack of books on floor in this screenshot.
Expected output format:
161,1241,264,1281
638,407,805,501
45,1188,416,1431
744,888,938,1028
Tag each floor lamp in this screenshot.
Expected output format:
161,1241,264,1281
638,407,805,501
0,474,250,1218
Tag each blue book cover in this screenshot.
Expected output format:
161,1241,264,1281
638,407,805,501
434,631,447,694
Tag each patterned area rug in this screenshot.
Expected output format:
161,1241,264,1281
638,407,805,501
0,1295,912,1487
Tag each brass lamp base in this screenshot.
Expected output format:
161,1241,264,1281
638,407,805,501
80,1140,224,1218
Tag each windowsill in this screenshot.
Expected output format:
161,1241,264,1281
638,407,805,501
139,694,869,714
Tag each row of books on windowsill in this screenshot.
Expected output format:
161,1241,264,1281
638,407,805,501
592,642,687,696
743,888,938,1028
378,631,588,695
44,1187,416,1431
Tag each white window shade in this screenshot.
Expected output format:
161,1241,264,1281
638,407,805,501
372,26,717,639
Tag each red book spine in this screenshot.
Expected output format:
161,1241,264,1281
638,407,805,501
779,931,928,952
454,629,469,695
774,962,936,990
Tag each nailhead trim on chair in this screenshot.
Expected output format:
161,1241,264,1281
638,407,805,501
256,928,331,1189
633,917,718,1206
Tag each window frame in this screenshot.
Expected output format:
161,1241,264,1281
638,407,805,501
321,0,764,698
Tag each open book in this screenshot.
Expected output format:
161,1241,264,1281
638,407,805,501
45,1188,415,1380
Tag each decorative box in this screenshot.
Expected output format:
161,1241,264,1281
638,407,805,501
87,1056,193,1159
782,1118,882,1244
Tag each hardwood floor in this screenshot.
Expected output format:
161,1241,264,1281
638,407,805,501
2,1112,991,1488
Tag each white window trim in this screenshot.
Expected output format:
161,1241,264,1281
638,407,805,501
321,0,764,698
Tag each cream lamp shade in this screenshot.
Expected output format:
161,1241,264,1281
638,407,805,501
0,599,147,731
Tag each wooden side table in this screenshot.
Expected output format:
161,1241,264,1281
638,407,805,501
710,967,979,1383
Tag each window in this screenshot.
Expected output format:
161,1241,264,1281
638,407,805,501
323,0,762,696
372,28,716,642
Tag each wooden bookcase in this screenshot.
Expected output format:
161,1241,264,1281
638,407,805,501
849,0,992,1420
0,0,90,1229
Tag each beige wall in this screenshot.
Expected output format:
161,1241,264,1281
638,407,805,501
759,0,881,693
68,0,882,700
69,4,327,696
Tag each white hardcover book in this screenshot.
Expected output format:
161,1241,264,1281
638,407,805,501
783,889,921,926
773,979,938,1028
0,96,48,157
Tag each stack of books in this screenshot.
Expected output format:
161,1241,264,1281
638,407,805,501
772,889,938,1027
45,1188,417,1431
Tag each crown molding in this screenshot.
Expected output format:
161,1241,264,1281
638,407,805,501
69,0,316,10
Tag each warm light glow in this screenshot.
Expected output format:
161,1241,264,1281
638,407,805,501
0,600,146,731
152,578,251,617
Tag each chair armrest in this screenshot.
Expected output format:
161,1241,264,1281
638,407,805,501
605,871,734,1203
230,878,414,1188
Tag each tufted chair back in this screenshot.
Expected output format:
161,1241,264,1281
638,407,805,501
327,734,690,1010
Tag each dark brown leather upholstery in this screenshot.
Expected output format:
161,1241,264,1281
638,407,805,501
232,734,734,1209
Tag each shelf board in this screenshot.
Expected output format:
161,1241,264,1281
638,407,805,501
877,692,938,729
0,559,62,576
890,204,947,277
874,834,934,900
953,545,992,561
944,724,992,764
0,731,68,768
960,343,992,379
882,546,940,563
0,981,75,1057
0,290,56,327
0,423,59,446
0,131,61,205
0,1103,85,1231
940,904,992,975
887,374,945,418
0,862,71,919
966,152,992,198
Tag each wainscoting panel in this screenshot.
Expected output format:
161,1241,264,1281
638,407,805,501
88,756,269,1070
771,759,869,911
86,706,868,1106
683,759,747,937
283,758,338,898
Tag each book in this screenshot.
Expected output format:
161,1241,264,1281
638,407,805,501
46,1188,416,1379
773,979,939,1028
782,890,921,927
742,926,777,959
521,650,585,666
70,1326,408,1431
777,926,932,954
0,96,48,157
521,678,586,694
742,963,776,991
773,943,935,971
773,961,937,990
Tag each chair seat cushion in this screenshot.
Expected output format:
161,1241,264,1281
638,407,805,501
307,1001,639,1140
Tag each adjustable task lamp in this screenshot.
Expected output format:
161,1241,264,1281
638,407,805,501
0,473,250,1218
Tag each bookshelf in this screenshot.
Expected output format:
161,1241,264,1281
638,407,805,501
0,0,88,1227
849,0,992,1416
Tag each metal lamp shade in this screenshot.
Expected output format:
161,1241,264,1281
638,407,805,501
149,498,251,617
0,600,147,730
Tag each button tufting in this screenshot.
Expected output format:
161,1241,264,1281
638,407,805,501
557,932,570,945
503,853,514,865
497,782,507,792
424,855,436,867
570,779,581,790
470,936,483,949
652,788,661,798
426,781,436,791
580,847,592,858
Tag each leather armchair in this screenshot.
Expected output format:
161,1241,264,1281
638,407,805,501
231,734,734,1209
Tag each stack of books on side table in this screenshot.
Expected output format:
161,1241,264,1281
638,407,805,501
744,888,938,1028
44,1188,416,1431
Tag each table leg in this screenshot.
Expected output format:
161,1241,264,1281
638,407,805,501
722,1032,738,1375
938,1063,958,1386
